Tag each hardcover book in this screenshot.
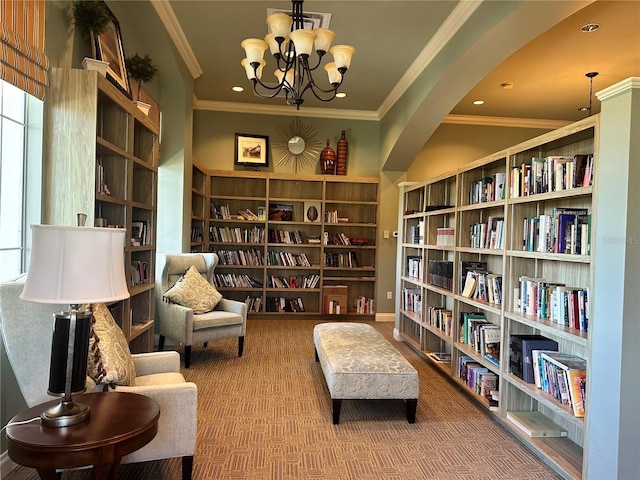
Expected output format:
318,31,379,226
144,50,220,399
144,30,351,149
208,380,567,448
506,411,568,437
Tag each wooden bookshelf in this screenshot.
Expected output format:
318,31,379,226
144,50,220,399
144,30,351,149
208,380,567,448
396,115,598,480
194,170,379,318
43,67,158,353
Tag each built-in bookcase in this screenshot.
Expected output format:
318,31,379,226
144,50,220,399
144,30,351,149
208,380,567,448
396,115,598,480
193,170,379,318
43,67,159,353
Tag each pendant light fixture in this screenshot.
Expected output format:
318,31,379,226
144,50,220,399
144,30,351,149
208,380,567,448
241,0,355,109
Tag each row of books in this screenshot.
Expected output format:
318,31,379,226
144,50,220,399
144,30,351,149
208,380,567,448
354,296,375,314
210,225,264,244
436,228,455,246
534,350,587,417
214,273,263,289
323,252,359,268
266,251,311,267
267,274,320,289
130,261,149,285
406,255,423,280
510,154,593,198
460,270,503,305
265,297,306,313
324,231,352,245
426,306,453,337
131,220,151,246
244,295,263,313
210,204,261,221
324,210,349,223
213,248,265,266
95,158,111,196
459,312,500,366
469,216,504,250
428,260,453,291
516,276,588,332
468,172,506,204
410,221,424,244
402,287,421,316
458,356,499,409
191,226,203,243
522,207,591,255
268,229,305,244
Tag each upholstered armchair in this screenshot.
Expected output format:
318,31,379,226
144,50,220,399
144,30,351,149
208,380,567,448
156,253,247,368
0,278,198,480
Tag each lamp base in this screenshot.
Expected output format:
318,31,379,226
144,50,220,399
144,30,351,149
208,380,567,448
41,399,90,428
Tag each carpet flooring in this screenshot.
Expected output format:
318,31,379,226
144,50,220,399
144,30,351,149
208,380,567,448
4,319,562,480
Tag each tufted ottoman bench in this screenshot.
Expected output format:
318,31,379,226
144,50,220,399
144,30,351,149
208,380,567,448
313,322,419,424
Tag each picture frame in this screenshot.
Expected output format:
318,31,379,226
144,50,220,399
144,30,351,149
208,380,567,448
304,201,321,223
235,133,269,167
92,5,130,97
269,203,293,222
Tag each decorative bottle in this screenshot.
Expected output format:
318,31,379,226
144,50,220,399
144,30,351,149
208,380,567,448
320,139,336,175
336,130,348,175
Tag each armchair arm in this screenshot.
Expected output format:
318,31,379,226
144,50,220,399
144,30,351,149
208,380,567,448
157,301,194,345
217,297,247,318
117,381,198,463
132,351,181,376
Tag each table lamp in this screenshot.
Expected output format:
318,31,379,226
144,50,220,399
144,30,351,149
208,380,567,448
19,221,129,427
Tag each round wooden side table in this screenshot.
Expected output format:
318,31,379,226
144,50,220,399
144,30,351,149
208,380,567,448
6,391,160,480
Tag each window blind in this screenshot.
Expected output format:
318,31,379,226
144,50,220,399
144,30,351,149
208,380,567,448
0,0,49,100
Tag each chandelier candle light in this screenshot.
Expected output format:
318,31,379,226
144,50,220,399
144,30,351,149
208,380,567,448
241,0,355,109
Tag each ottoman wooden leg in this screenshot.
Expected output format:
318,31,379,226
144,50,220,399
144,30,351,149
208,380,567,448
406,398,417,423
332,399,342,424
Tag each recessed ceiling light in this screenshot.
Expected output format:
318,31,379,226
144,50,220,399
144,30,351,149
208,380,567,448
500,82,514,90
232,86,244,92
336,92,346,98
473,100,484,105
580,23,600,33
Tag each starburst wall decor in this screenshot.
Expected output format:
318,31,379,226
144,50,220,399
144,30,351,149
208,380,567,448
272,118,321,172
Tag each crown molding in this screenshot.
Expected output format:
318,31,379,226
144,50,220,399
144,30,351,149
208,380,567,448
377,0,482,119
443,114,572,129
151,0,203,79
194,99,380,121
596,77,640,102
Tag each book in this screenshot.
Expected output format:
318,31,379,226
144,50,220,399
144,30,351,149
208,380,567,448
566,368,587,417
506,411,568,437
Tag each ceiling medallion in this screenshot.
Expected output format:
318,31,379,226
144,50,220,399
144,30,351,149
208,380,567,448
273,118,321,172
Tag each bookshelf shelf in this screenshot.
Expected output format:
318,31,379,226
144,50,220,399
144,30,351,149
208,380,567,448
193,170,379,318
44,67,159,353
396,115,598,480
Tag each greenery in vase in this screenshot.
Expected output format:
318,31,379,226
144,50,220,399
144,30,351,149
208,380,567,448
125,53,159,101
72,0,111,39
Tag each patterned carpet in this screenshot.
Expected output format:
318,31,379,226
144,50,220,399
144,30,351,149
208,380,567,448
5,319,562,480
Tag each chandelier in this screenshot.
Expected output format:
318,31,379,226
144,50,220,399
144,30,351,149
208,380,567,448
240,0,355,109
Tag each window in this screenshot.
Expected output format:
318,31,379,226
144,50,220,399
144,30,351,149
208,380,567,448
0,81,27,282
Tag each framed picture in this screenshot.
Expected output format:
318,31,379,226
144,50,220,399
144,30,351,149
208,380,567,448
235,133,269,167
92,4,130,97
304,201,321,223
269,203,293,221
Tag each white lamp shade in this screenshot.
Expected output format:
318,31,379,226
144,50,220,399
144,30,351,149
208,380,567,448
324,62,342,85
313,28,336,53
20,225,129,304
241,38,268,64
241,58,265,80
274,68,294,88
330,45,355,71
289,29,316,56
266,12,292,39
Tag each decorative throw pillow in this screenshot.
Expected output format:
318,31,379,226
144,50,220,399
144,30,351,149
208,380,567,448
163,265,223,314
87,303,136,386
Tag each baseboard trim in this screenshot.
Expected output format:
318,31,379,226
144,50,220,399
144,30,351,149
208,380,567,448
1,451,17,477
393,327,402,341
375,313,395,323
